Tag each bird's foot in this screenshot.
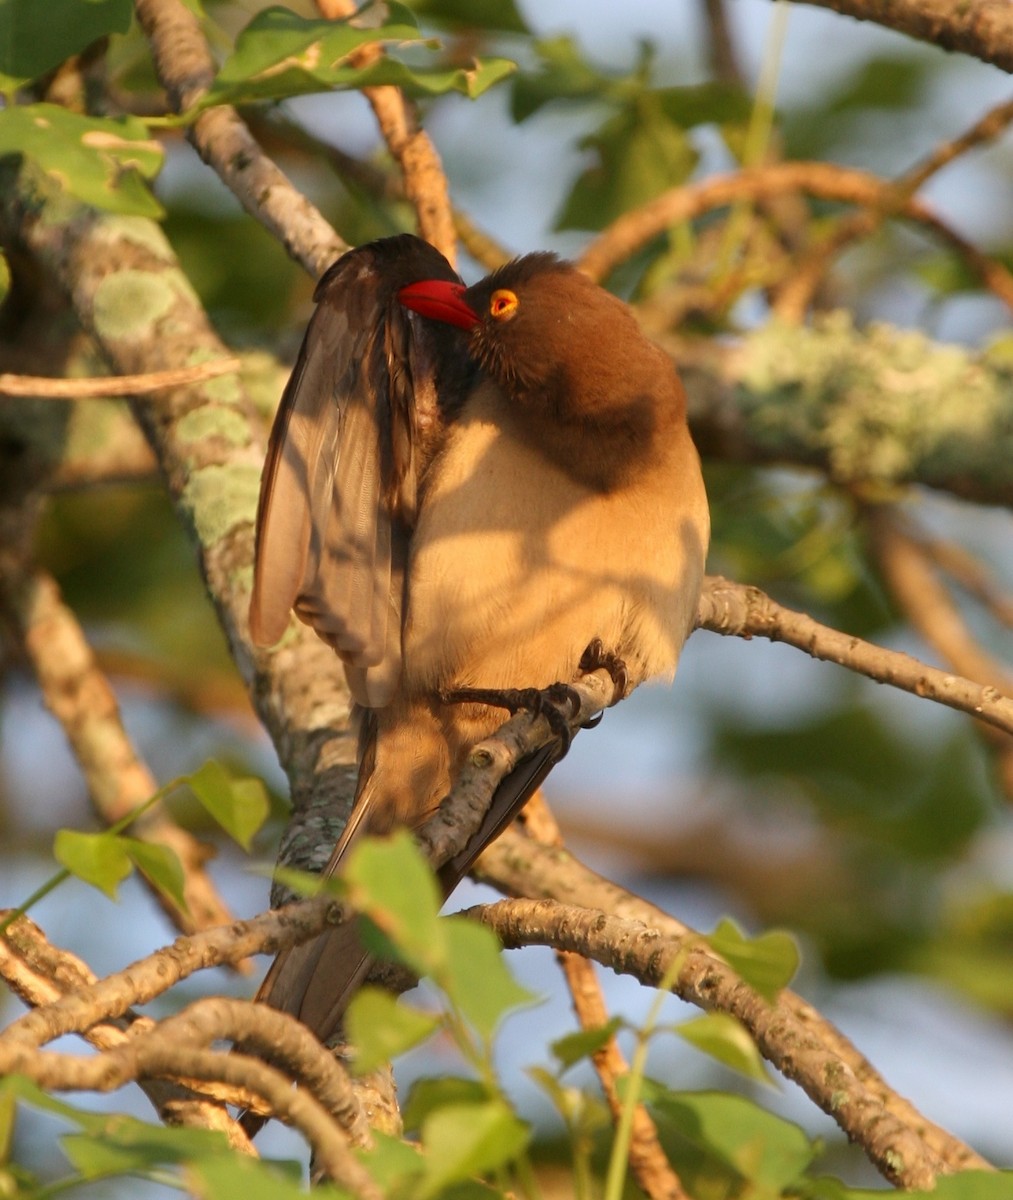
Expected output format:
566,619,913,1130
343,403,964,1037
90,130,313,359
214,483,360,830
441,684,581,755
579,638,629,708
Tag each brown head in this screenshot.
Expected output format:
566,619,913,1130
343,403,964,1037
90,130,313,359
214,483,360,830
399,254,685,488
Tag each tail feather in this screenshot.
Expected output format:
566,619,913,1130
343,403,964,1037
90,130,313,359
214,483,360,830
240,726,563,1137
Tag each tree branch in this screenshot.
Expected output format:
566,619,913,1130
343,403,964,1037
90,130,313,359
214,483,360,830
522,797,689,1200
133,0,346,279
579,163,1013,314
0,913,249,1147
0,1002,378,1195
677,319,1013,509
473,833,992,1183
786,0,1013,73
774,95,1013,320
467,895,978,1189
0,550,240,939
697,575,1013,736
313,0,457,264
0,165,359,839
866,506,1013,794
0,359,240,397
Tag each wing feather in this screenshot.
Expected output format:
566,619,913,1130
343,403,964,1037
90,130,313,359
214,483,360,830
249,236,464,707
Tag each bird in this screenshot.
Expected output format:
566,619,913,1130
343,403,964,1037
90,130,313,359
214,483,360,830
248,233,709,1049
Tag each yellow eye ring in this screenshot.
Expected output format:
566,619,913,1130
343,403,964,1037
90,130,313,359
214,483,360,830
489,289,519,321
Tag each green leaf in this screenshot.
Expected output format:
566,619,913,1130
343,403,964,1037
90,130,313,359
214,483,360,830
675,1013,771,1084
528,1066,610,1132
120,838,187,913
53,829,132,900
510,36,617,121
557,100,698,232
440,916,537,1039
0,1085,15,1163
655,82,752,130
641,1085,816,1191
345,831,444,974
184,760,269,850
403,1076,491,1132
61,1118,227,1178
345,986,440,1074
826,55,929,116
356,1130,426,1193
0,251,10,307
707,918,799,1001
418,1101,530,1198
0,1075,110,1134
0,105,163,217
186,1154,323,1200
202,2,513,109
404,0,528,34
550,1017,623,1070
803,1170,1013,1200
0,0,132,83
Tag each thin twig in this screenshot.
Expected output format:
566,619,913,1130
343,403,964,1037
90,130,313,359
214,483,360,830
134,0,346,279
314,0,457,264
912,530,1013,631
578,162,1013,314
248,110,512,270
868,509,1013,696
0,913,250,1147
866,506,1013,795
775,96,1013,319
696,575,1013,737
523,797,690,1200
0,359,241,398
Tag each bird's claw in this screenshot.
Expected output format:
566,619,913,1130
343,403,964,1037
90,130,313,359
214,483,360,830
579,637,629,706
441,683,580,756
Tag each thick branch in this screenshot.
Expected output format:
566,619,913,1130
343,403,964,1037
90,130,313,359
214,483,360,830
0,1005,377,1195
787,0,1013,73
0,168,359,843
467,896,974,1189
678,320,1013,509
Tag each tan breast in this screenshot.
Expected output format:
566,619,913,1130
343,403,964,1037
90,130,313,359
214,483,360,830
403,380,709,697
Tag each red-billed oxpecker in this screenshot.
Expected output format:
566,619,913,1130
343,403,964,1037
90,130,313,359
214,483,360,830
248,234,709,1047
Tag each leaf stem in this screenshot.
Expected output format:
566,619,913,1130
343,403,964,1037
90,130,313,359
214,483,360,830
716,0,790,275
602,957,684,1200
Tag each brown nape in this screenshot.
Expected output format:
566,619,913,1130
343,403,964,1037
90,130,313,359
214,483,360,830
463,259,684,490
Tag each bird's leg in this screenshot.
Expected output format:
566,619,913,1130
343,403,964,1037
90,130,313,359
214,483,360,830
579,637,629,712
441,683,581,754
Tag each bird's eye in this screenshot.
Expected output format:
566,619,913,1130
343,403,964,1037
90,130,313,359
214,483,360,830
489,289,519,321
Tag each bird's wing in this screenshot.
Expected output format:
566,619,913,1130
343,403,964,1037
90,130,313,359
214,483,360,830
249,236,461,707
